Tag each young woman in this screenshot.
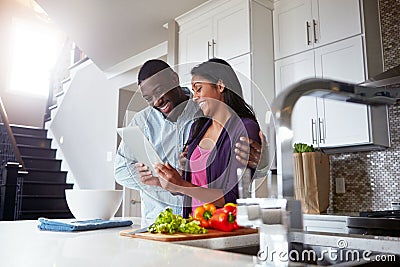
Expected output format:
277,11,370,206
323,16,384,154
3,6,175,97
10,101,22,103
153,58,261,217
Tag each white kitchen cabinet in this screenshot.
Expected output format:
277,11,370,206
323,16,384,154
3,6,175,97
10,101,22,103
122,187,141,217
178,19,213,66
178,0,250,64
273,0,387,197
291,96,318,145
213,3,250,60
322,99,369,147
273,0,362,60
292,37,376,147
275,36,365,94
276,35,387,149
313,36,370,147
314,36,365,83
228,53,252,104
292,97,370,147
275,50,315,95
177,0,275,128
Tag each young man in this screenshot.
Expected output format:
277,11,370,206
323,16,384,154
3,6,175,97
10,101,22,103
115,59,267,227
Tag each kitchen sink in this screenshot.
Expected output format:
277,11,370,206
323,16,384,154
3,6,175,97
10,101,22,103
289,231,399,266
223,243,399,266
220,231,399,266
290,242,399,266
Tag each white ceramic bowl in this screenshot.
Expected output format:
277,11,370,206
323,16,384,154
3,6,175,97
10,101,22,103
65,189,123,220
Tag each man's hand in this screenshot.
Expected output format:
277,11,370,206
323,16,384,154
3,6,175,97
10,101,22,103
134,162,161,186
178,146,188,175
235,131,268,170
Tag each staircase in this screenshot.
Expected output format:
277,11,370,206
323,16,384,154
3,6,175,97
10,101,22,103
10,124,73,220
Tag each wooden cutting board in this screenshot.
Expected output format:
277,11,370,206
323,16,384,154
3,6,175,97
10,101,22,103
120,227,258,242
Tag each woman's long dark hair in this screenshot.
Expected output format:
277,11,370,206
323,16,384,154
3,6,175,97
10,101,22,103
188,58,257,143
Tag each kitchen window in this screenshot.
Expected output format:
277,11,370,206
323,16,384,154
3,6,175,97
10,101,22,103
8,17,61,97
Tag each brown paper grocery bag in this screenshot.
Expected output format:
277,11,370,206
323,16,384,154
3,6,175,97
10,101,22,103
293,153,307,212
302,152,330,214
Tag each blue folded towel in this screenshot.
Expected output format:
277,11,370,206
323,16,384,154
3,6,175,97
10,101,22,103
38,218,133,232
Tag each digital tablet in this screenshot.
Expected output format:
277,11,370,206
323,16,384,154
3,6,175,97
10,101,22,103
117,126,163,176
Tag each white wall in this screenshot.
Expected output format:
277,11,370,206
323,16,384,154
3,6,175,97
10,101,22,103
1,92,47,127
49,62,118,189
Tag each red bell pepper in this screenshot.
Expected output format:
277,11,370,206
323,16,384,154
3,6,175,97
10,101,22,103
210,204,239,232
193,203,216,228
213,205,236,216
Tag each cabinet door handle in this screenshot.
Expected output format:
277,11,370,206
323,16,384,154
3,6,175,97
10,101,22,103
306,21,311,45
311,119,317,144
313,19,318,43
212,39,216,58
207,41,212,59
318,117,325,143
130,200,141,205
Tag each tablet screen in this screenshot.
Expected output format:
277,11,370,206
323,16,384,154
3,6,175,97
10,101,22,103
117,126,163,176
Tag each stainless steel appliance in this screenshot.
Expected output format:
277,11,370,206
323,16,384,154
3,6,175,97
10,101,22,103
347,210,400,237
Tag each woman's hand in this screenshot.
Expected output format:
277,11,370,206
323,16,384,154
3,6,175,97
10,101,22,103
153,163,226,206
153,162,184,193
134,163,161,187
235,131,268,170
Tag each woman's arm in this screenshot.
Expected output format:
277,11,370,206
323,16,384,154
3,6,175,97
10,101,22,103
153,162,226,207
219,119,262,203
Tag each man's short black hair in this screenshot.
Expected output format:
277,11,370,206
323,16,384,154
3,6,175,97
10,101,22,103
138,59,172,85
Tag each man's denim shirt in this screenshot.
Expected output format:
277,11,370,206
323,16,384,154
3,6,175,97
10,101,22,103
115,92,198,227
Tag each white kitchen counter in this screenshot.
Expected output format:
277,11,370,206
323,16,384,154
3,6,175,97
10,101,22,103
0,218,258,267
2,217,398,266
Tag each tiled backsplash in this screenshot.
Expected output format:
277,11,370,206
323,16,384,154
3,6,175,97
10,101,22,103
329,0,400,212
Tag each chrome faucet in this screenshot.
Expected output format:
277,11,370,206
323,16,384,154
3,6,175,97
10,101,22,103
236,198,303,265
271,77,400,197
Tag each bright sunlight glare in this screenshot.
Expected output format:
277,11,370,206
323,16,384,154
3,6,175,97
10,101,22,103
9,18,59,97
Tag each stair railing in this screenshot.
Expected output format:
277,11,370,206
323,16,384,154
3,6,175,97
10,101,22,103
0,96,25,220
0,163,23,220
0,97,25,170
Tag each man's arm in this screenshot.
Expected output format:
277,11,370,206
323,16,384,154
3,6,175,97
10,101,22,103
114,142,142,190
